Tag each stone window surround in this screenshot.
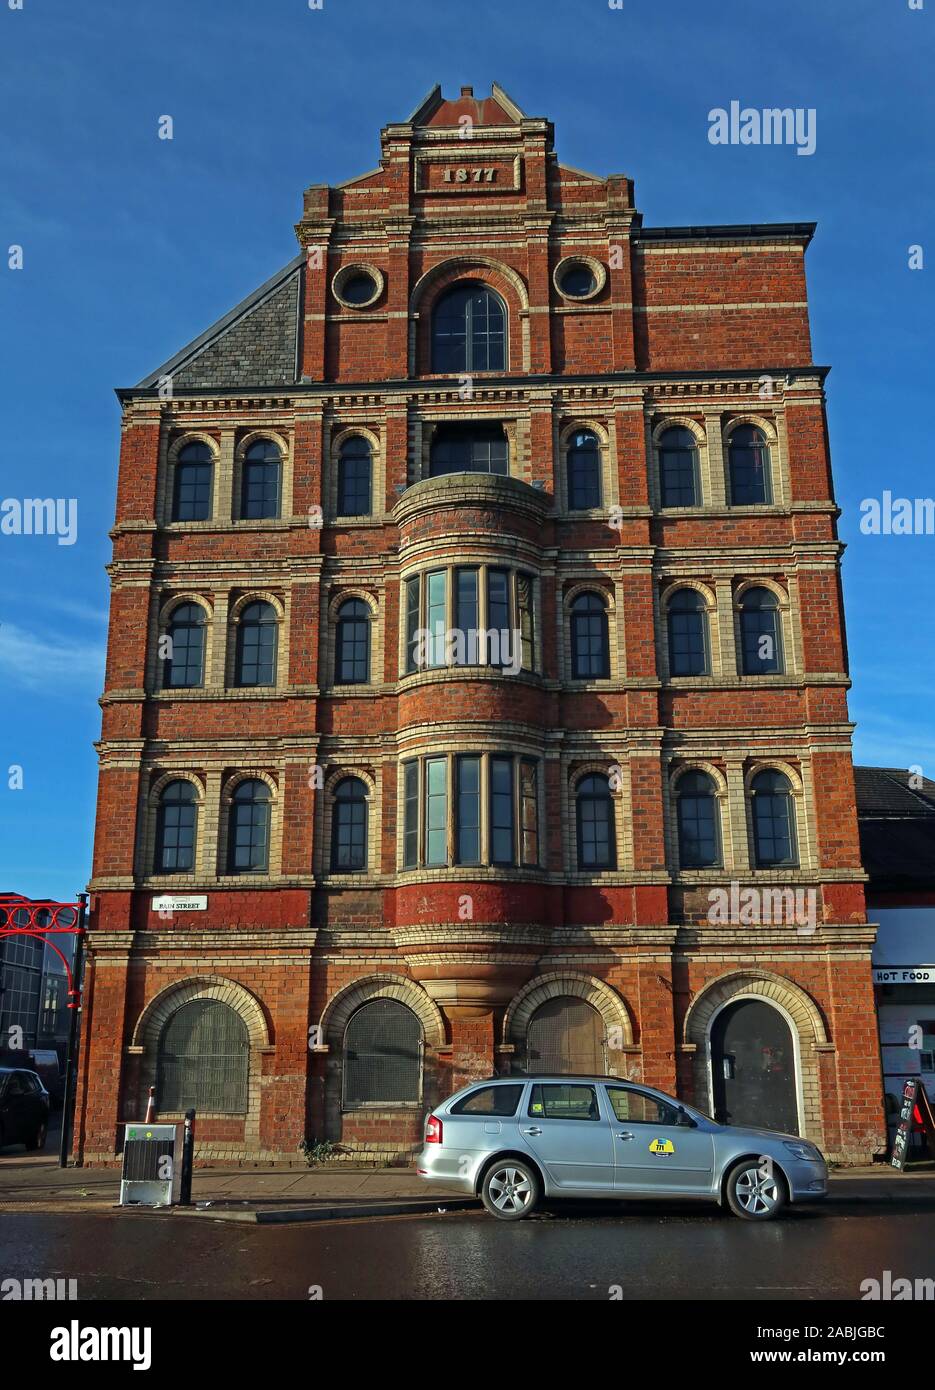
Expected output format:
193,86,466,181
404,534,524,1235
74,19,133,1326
394,744,544,875
663,755,812,878
559,578,621,684
152,592,215,694
224,590,289,692
408,257,530,378
322,586,383,692
646,410,789,512
556,417,620,519
136,767,284,884
131,975,270,1151
397,557,541,678
325,424,385,523
414,414,521,486
562,757,631,879
159,427,296,528
315,764,383,884
656,576,797,683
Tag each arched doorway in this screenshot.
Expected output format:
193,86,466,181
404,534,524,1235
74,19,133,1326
710,998,799,1134
525,996,606,1074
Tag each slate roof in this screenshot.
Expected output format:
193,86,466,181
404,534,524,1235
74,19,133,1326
134,255,303,392
855,766,935,891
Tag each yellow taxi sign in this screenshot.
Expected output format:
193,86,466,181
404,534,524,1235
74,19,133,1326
649,1136,675,1155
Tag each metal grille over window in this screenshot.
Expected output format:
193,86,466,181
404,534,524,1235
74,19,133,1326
524,997,606,1075
343,999,422,1106
156,1000,249,1113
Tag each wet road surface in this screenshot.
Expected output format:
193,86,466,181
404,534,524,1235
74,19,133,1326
1,1202,934,1300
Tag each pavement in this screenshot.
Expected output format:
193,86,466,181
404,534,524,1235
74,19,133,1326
3,1129,935,1223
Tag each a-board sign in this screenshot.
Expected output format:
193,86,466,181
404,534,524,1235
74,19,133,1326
890,1078,935,1169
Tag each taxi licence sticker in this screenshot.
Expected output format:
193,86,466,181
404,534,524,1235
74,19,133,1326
649,1137,675,1155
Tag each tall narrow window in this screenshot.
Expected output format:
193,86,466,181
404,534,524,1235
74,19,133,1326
431,282,506,373
337,436,372,516
676,770,721,868
425,571,446,668
576,773,615,869
164,603,206,689
517,573,535,672
430,424,508,477
728,425,772,505
490,757,515,864
454,569,479,666
570,591,610,679
405,576,420,674
739,586,784,674
331,777,368,872
227,779,271,874
241,439,281,520
456,756,481,864
155,780,197,873
520,759,539,866
425,758,448,866
667,589,710,677
172,442,213,522
567,430,602,510
335,599,370,684
234,602,278,686
658,427,700,507
750,770,798,868
403,761,419,867
487,568,510,669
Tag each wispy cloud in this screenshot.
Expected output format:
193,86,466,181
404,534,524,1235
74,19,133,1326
0,623,105,692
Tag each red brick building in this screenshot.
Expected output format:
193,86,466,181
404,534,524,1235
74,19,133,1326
77,84,886,1165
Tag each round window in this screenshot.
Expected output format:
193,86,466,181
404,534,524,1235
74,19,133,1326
553,256,606,302
332,264,384,309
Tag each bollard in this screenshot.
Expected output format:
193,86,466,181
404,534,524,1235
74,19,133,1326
180,1108,196,1205
144,1086,156,1122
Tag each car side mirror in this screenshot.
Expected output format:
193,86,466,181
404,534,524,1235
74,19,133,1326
675,1108,697,1128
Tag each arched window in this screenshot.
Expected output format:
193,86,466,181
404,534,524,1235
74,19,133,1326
227,779,271,874
429,423,508,477
343,999,422,1106
234,602,277,686
667,588,710,677
337,437,372,516
728,425,772,505
335,599,370,684
172,441,213,521
566,430,602,510
241,439,281,520
750,769,798,868
570,592,610,679
164,603,206,688
658,427,700,507
526,997,605,1074
676,770,721,868
156,1000,249,1113
575,773,616,869
155,780,197,873
331,776,368,872
739,586,784,674
431,281,505,373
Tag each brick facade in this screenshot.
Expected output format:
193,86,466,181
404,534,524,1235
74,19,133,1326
77,84,886,1167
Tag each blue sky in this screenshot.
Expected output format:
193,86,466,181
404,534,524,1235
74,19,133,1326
0,0,932,899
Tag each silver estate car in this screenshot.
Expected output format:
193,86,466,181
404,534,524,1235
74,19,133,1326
417,1075,827,1221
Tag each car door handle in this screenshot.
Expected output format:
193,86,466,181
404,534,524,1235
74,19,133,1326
521,1126,542,1136
615,1131,634,1141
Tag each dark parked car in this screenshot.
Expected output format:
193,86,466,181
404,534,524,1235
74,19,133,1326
0,1067,50,1150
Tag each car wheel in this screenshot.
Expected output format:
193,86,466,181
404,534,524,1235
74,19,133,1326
26,1121,48,1152
481,1158,539,1220
725,1158,787,1220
